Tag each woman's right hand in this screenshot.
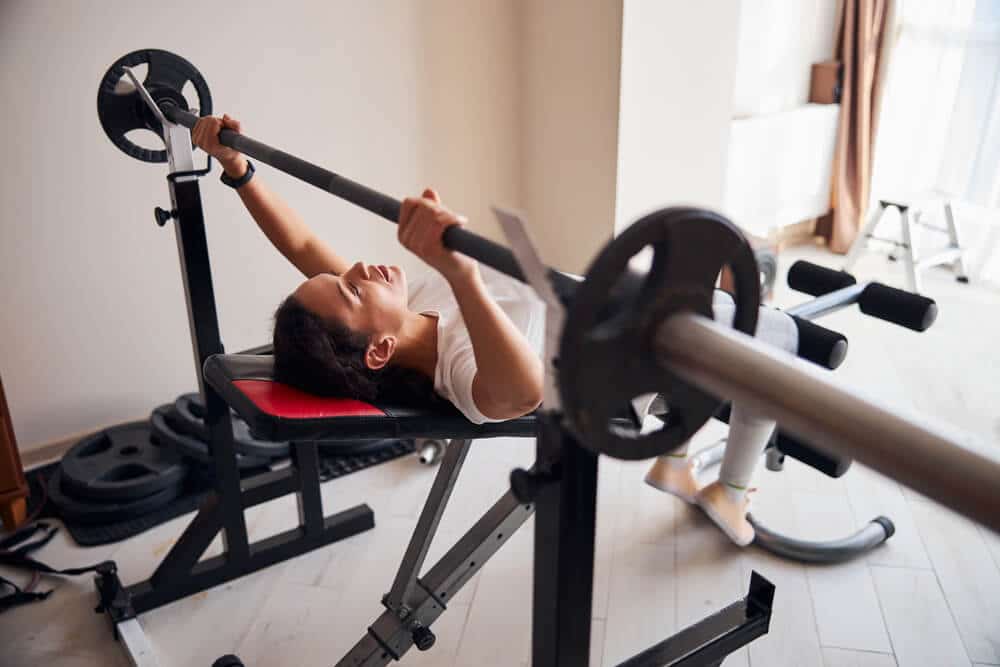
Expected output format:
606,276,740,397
192,114,246,176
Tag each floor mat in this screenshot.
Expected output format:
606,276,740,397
23,439,415,547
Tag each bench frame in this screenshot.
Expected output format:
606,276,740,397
334,416,775,667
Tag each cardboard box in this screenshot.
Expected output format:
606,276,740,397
810,60,842,104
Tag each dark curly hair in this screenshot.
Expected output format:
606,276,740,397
272,295,443,408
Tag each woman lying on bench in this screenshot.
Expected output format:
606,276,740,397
193,115,797,546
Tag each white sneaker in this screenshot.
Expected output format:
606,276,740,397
695,481,755,547
644,456,700,504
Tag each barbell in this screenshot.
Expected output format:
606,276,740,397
97,49,1000,533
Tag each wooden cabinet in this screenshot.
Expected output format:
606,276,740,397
0,375,28,530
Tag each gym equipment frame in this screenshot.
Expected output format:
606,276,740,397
94,50,1000,667
93,54,376,663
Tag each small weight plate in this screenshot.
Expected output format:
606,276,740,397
48,466,183,525
150,405,271,469
97,49,212,163
60,421,188,501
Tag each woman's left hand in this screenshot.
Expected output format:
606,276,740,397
398,189,478,282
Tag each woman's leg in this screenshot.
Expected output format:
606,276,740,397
695,405,775,545
695,305,798,545
642,291,740,502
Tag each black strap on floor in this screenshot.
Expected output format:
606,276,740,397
0,522,114,613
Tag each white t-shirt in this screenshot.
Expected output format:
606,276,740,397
405,268,797,424
407,266,545,424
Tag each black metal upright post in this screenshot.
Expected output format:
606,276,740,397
532,414,599,666
170,176,250,558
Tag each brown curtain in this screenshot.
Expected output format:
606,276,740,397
817,0,891,253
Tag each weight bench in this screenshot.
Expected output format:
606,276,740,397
204,353,542,666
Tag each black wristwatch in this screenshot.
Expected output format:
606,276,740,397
220,160,255,189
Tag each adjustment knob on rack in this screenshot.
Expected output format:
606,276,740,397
154,207,175,226
412,624,436,651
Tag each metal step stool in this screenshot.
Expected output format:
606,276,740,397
843,199,970,293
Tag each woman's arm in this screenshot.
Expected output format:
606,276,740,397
448,271,544,419
192,115,351,278
398,190,543,419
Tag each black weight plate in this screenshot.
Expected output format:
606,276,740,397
560,207,760,461
173,393,397,458
97,49,212,163
48,466,183,525
173,393,290,459
60,421,188,501
150,405,271,469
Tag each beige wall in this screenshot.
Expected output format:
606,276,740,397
517,0,623,274
0,0,522,449
3,1,809,452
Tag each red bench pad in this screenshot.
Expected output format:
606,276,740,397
232,380,386,419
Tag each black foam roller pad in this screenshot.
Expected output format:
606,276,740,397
792,316,848,370
774,431,852,478
713,403,852,478
788,261,857,296
858,283,938,331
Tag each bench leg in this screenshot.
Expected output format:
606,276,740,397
385,438,472,610
337,467,535,665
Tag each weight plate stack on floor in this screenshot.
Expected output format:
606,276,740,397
150,404,273,471
171,393,291,459
49,421,190,524
171,392,407,459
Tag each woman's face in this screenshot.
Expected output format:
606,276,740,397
293,262,409,337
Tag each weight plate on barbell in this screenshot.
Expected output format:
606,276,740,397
97,49,212,163
559,207,760,460
60,421,189,501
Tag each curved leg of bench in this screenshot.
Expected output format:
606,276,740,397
748,514,895,563
691,440,894,563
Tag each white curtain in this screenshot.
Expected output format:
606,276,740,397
870,0,1000,282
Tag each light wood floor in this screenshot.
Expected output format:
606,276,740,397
4,247,999,667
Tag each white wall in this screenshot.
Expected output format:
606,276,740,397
0,0,521,449
732,0,840,117
614,0,744,233
725,104,840,236
722,0,840,235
